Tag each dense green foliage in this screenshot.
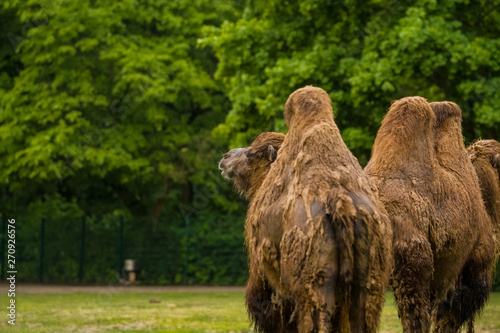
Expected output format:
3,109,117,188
205,0,500,164
0,0,247,284
0,0,499,286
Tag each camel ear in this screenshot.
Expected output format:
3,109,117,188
493,153,500,169
268,145,278,162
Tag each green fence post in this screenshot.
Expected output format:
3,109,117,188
1,219,5,281
117,217,124,279
38,218,45,283
183,217,190,285
78,217,86,283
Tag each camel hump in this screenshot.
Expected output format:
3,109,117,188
386,96,433,125
368,96,435,174
429,101,462,126
469,139,500,168
286,85,329,104
379,96,434,140
284,85,333,128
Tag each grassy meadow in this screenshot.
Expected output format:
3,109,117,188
1,288,499,332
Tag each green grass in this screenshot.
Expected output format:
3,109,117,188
1,291,499,332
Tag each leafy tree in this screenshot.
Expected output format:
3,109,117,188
204,0,500,165
0,0,246,284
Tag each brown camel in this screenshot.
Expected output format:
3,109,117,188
429,101,496,332
220,131,296,332
364,97,495,333
221,86,392,332
467,138,500,256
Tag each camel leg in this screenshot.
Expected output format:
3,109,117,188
348,252,386,331
433,247,493,333
288,254,338,333
349,262,389,333
432,291,458,333
392,237,433,333
349,283,385,333
349,209,390,333
245,274,297,333
279,224,339,333
293,267,338,333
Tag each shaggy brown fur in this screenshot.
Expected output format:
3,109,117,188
242,86,392,332
429,101,496,333
466,139,500,331
467,138,500,256
365,98,495,333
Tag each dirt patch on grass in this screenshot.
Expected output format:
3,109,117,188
3,284,244,295
80,320,157,332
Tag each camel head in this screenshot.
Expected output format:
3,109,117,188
219,132,285,199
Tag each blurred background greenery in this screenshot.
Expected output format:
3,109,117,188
0,0,499,286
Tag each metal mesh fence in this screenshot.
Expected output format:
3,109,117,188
1,215,248,285
2,216,499,289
